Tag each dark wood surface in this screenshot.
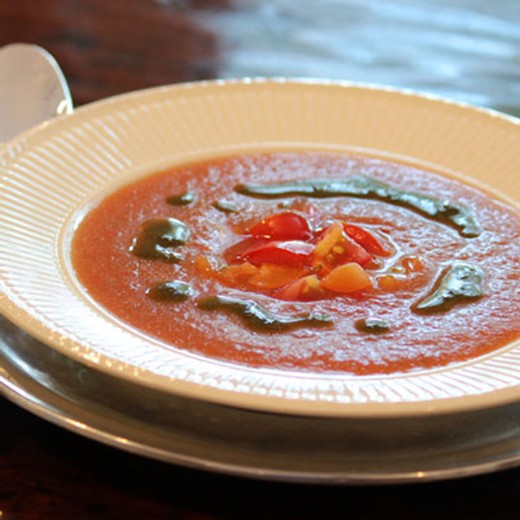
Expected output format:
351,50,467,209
3,393,520,520
2,1,520,518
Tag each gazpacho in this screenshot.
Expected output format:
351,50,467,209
71,152,520,375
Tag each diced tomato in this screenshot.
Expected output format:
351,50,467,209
248,264,308,289
248,212,312,240
320,263,373,294
223,236,269,264
219,261,259,286
312,222,372,271
277,274,323,301
377,273,404,291
242,240,315,267
221,214,392,301
194,255,213,274
313,222,343,257
343,223,391,257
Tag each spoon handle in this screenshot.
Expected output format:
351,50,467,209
0,43,73,143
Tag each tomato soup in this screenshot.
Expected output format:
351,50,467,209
71,152,520,375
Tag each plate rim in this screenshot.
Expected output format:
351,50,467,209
3,317,520,485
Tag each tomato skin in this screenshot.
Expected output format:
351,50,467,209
248,212,312,240
343,224,391,257
313,222,372,270
277,274,323,301
248,264,307,289
242,240,314,266
339,233,373,267
223,236,269,264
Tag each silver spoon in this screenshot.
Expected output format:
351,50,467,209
0,43,73,142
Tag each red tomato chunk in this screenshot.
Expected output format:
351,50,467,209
248,211,312,240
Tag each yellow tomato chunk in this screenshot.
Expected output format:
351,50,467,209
248,263,307,289
320,262,372,294
219,262,258,285
313,222,343,258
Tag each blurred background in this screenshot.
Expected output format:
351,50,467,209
1,0,519,116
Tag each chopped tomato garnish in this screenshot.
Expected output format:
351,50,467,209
313,222,344,258
221,214,391,301
219,261,259,286
277,274,324,301
248,211,312,241
223,236,269,264
343,223,391,257
377,273,404,291
243,240,314,267
320,262,373,294
194,255,217,275
248,264,308,289
312,222,372,271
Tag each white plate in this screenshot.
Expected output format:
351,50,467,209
1,79,520,418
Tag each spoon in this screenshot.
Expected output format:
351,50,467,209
0,43,73,143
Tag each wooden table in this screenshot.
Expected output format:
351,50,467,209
2,1,520,518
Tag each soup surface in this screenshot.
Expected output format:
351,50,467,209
72,152,520,375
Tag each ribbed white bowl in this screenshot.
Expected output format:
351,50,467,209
2,79,520,417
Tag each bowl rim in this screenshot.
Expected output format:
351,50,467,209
2,77,520,418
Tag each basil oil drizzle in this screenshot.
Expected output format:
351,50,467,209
197,295,333,332
166,191,196,206
212,200,239,213
147,280,193,302
414,263,484,313
130,218,190,262
355,318,391,334
235,175,482,238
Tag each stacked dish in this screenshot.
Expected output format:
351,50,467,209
2,80,520,483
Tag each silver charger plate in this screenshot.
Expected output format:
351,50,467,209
2,314,520,485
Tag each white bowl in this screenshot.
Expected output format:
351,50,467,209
2,79,520,418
